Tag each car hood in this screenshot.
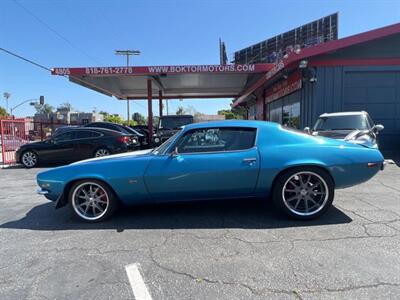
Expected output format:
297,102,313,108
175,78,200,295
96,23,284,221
71,148,154,165
313,130,352,139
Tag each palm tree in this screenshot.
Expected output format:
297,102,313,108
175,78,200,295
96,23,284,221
3,92,11,113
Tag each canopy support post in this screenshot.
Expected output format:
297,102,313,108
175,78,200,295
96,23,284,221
147,79,153,144
158,90,163,117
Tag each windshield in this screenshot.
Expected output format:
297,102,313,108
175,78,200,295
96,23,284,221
159,117,193,130
152,130,181,154
313,115,370,131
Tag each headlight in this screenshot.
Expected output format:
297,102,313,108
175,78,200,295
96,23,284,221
154,137,160,143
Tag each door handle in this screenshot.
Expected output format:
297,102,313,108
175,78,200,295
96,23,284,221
243,157,257,163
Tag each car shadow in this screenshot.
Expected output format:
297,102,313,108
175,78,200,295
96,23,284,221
0,198,352,231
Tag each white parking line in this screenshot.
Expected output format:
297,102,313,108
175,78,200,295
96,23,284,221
125,263,153,300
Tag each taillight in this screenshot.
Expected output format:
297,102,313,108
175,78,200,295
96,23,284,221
117,136,130,143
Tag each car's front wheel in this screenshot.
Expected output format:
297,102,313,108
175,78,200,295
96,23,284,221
69,180,118,222
21,150,38,168
273,167,334,220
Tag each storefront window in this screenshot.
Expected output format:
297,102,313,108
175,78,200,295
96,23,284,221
268,94,300,129
283,96,300,128
269,99,283,124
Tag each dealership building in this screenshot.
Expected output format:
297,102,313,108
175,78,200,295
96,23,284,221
233,22,400,151
52,20,400,151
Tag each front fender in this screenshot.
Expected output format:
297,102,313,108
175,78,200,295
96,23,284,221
37,155,152,207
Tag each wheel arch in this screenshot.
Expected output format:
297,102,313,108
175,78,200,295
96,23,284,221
57,176,120,209
271,164,335,192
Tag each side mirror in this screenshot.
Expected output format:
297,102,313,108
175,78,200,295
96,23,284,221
304,127,311,134
169,147,179,158
373,124,384,133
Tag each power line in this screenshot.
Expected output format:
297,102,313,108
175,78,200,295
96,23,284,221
0,47,52,72
12,0,101,65
0,47,136,106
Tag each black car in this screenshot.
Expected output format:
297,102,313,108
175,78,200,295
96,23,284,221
83,122,147,148
153,115,194,146
130,125,153,143
16,127,138,168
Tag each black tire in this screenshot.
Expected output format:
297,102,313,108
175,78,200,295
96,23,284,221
68,179,118,223
20,150,38,168
272,167,334,220
93,147,110,158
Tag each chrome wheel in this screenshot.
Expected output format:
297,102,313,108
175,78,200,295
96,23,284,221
22,151,37,168
95,148,110,157
71,182,109,221
282,171,329,217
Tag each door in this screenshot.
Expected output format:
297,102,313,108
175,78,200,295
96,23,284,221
74,130,102,159
145,127,260,201
45,131,77,162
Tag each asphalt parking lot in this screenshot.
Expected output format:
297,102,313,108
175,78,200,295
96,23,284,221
0,163,399,300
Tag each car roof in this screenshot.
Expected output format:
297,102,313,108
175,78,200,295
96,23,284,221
183,120,279,130
86,122,123,126
319,111,368,117
161,115,193,118
55,127,122,135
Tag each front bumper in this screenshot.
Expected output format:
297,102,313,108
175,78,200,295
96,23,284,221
36,187,49,195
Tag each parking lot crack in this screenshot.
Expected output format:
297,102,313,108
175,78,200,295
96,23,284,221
149,243,300,297
308,282,400,294
376,179,400,193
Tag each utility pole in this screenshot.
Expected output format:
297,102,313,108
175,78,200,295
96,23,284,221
115,50,141,124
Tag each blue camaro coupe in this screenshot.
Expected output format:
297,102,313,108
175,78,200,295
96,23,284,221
36,121,384,222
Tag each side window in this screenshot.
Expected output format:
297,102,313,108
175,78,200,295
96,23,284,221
53,131,75,142
366,115,375,128
175,127,256,154
91,131,102,138
76,130,97,139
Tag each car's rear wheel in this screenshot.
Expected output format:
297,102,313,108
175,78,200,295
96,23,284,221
69,180,118,222
94,148,110,158
21,150,38,168
273,167,334,220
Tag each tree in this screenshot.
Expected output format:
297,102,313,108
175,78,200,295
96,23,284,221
99,111,124,124
218,109,238,120
132,112,146,125
176,106,185,115
57,102,73,111
123,120,138,127
218,101,247,119
0,106,8,117
34,103,54,114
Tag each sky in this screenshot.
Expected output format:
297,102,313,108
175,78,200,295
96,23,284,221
1,0,400,119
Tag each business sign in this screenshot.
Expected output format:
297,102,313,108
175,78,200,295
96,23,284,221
265,72,302,103
51,64,273,76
